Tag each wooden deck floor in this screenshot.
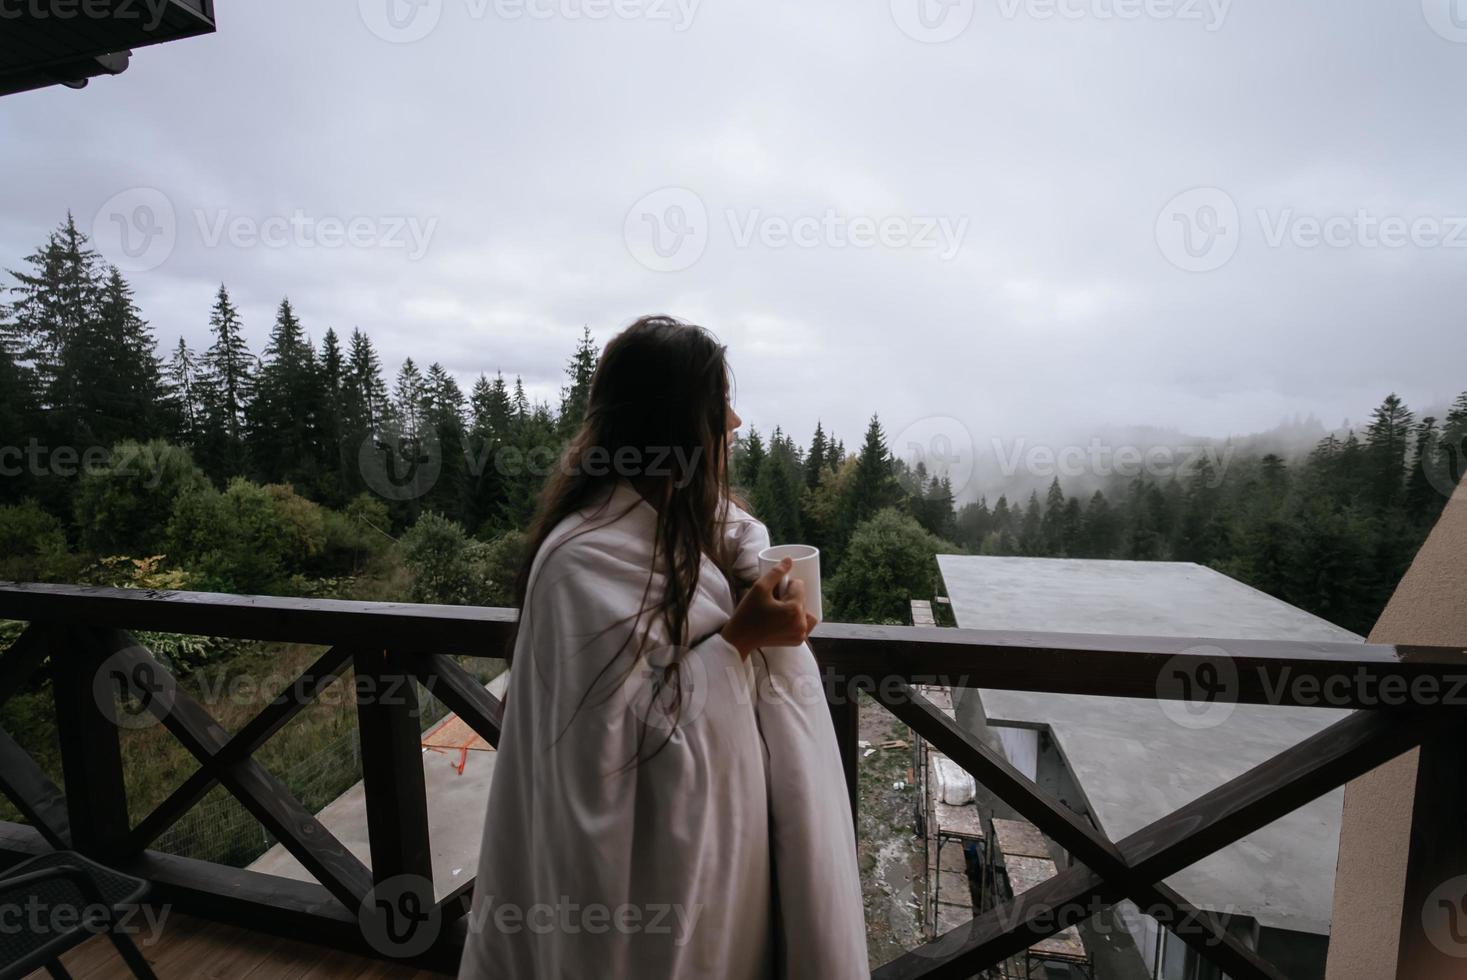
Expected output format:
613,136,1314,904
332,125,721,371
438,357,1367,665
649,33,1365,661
23,912,453,980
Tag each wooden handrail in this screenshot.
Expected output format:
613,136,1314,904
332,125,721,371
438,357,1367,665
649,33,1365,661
4,582,1464,708
0,581,517,648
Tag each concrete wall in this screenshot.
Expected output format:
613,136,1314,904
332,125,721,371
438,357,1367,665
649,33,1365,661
1326,479,1467,980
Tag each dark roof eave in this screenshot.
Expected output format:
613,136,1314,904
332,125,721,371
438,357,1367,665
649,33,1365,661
0,50,132,98
0,0,214,97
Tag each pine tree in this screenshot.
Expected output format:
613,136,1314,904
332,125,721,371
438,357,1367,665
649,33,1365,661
557,326,598,439
801,454,854,556
1337,431,1367,505
472,372,513,439
925,474,956,541
247,298,325,488
954,496,991,551
333,327,391,502
1404,416,1444,526
806,421,829,489
1437,391,1467,496
1081,490,1117,558
1040,477,1066,554
1060,496,1083,555
1019,490,1044,555
1229,511,1291,600
166,337,202,445
1363,393,1414,512
422,362,469,521
1188,456,1232,563
510,376,530,420
753,428,804,543
0,338,34,503
4,213,102,413
318,328,348,503
735,427,766,493
425,363,465,432
989,495,1016,553
198,284,254,479
343,328,390,435
836,415,902,561
1122,478,1166,560
90,266,164,443
499,384,555,530
41,264,163,447
1280,499,1377,634
394,358,427,441
0,295,34,438
467,372,514,533
1259,453,1288,503
905,459,929,499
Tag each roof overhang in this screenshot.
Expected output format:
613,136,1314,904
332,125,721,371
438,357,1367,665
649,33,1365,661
0,0,215,97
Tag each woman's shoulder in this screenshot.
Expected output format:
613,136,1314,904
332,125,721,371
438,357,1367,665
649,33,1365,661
721,497,771,579
722,499,766,534
529,500,651,594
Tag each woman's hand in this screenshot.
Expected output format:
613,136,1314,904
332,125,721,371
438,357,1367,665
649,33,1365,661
720,557,818,657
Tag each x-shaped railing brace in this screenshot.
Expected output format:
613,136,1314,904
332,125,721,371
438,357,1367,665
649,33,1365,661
872,682,1459,980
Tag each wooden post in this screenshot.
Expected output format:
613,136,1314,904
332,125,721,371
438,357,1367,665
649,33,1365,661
354,648,433,890
827,676,860,834
50,625,130,861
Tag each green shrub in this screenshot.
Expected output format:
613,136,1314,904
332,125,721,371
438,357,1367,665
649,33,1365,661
262,484,327,571
0,500,70,580
315,494,392,577
400,511,473,604
400,516,525,606
829,507,956,624
474,529,526,607
166,479,293,594
74,440,208,555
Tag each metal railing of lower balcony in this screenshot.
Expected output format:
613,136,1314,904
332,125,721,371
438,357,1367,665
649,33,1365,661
0,581,1463,978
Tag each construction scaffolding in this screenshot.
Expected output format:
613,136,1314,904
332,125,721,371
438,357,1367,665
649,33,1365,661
985,818,1094,979
910,599,1096,980
917,683,986,935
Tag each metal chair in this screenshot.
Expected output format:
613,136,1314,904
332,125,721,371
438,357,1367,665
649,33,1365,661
0,851,158,980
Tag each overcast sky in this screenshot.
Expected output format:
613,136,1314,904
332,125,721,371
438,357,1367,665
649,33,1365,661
3,0,1465,491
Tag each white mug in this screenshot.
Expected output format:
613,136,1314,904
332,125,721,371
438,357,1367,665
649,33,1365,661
757,544,822,625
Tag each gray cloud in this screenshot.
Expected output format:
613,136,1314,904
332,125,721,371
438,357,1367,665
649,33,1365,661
2,0,1463,470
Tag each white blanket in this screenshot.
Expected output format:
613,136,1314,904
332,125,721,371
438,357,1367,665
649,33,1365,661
458,480,867,979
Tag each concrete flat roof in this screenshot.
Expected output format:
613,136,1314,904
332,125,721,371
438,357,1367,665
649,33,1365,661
936,556,1362,936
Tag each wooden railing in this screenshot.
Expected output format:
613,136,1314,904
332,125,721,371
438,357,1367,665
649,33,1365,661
0,581,1464,978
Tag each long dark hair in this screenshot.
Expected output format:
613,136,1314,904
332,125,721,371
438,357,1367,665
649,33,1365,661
509,316,741,739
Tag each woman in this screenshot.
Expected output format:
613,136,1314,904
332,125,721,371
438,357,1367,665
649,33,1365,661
458,316,868,979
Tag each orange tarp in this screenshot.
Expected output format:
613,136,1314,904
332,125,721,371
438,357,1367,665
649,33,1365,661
421,714,494,774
